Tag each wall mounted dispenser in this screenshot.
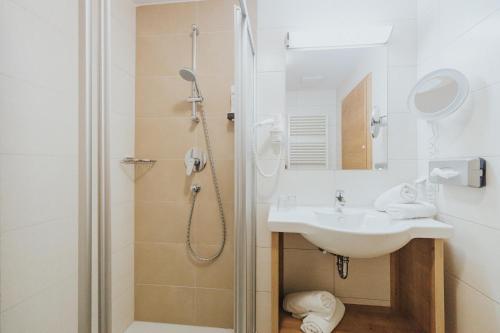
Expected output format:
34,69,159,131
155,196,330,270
428,158,486,188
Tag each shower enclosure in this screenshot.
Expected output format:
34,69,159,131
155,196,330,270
100,1,256,332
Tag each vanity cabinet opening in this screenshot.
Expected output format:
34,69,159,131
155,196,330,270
272,234,445,333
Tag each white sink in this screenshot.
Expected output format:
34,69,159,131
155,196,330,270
267,206,453,258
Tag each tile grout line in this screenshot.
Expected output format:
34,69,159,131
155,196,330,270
445,271,500,307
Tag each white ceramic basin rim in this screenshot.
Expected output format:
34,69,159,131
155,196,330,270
267,206,453,258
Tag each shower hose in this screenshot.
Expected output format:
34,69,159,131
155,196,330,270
186,109,226,263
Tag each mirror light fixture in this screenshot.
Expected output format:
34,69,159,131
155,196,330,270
286,25,393,50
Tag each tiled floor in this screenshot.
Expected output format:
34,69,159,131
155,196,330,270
125,322,234,333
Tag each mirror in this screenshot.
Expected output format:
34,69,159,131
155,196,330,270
286,46,389,170
408,69,469,120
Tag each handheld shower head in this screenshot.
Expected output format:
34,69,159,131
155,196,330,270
179,67,203,102
179,68,197,82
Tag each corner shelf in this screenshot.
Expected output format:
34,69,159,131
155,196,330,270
120,157,157,181
120,157,157,167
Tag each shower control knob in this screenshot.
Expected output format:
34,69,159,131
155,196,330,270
185,148,207,176
186,159,194,176
191,184,201,193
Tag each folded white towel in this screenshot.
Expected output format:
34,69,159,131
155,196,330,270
374,183,418,211
300,298,345,333
386,201,437,219
283,291,335,318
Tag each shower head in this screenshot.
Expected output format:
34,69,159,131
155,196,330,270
179,68,197,82
179,67,203,101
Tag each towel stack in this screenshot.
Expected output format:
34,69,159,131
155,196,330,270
374,183,437,219
283,291,345,333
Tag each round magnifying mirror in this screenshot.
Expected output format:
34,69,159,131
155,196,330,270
407,69,469,121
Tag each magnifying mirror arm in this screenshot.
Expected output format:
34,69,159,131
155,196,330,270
371,114,387,126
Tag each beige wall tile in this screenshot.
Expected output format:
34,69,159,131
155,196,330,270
135,284,195,324
334,255,391,302
135,201,189,243
283,233,317,250
197,114,234,161
197,32,234,77
136,34,191,76
197,159,234,204
191,201,234,246
197,0,238,33
196,114,234,160
135,242,196,286
135,76,191,117
137,3,197,35
194,244,234,289
195,288,234,328
136,116,197,159
135,160,192,202
283,249,335,294
200,74,233,116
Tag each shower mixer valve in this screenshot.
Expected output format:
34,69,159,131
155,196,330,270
185,148,207,176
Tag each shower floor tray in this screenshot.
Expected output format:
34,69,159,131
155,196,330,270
126,321,233,333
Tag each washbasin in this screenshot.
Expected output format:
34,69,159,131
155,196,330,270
267,206,453,258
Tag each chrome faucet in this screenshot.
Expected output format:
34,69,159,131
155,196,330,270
335,190,346,212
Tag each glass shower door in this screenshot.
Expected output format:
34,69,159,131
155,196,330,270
234,5,257,333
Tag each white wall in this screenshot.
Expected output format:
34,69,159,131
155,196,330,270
255,1,418,332
0,0,79,331
109,0,136,332
416,1,500,332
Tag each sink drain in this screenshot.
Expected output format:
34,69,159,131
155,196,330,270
318,248,350,279
336,255,350,279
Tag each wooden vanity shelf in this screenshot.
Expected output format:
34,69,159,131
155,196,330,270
271,233,445,333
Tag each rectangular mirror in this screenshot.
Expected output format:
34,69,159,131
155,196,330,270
286,46,388,170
